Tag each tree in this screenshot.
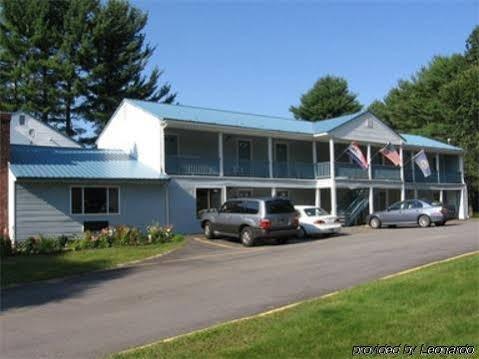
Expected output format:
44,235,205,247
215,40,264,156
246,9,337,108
369,26,479,212
290,75,362,121
0,0,67,122
81,0,176,136
0,0,176,140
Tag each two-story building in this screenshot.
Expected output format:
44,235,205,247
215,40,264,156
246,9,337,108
2,100,468,240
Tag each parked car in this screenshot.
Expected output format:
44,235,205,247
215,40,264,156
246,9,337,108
200,198,300,246
295,206,342,237
367,199,455,229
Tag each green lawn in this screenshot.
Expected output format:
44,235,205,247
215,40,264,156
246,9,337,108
1,236,185,287
113,253,478,359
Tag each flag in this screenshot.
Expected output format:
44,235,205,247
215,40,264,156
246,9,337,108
379,143,401,167
413,149,431,177
346,142,368,169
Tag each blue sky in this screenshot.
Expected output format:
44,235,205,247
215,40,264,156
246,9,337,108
134,1,478,118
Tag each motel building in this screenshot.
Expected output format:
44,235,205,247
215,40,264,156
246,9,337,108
0,100,468,241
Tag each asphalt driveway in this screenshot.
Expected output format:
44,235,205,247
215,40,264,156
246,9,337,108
1,220,478,359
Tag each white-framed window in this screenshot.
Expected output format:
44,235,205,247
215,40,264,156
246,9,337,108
237,189,253,198
366,118,373,128
71,186,120,215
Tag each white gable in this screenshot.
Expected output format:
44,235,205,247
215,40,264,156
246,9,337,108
330,112,403,145
10,112,80,148
96,100,165,173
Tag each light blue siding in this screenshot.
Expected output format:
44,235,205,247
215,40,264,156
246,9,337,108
167,179,200,234
15,182,167,240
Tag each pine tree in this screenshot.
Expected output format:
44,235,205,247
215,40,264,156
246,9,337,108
290,76,362,121
81,0,176,135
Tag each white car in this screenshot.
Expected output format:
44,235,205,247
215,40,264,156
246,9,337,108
295,206,342,237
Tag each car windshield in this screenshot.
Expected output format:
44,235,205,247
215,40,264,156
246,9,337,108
266,199,295,214
303,207,328,216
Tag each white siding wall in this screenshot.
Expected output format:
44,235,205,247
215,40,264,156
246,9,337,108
332,113,403,145
96,101,165,173
10,113,80,147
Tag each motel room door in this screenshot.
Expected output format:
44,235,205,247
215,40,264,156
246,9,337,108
196,188,222,218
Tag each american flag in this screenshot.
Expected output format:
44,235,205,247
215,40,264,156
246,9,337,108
379,143,401,167
346,142,368,169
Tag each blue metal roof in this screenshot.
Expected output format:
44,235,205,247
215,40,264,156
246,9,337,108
10,145,168,180
128,99,315,134
125,100,462,152
400,134,462,152
312,111,366,133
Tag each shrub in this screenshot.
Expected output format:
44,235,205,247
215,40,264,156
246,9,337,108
16,236,64,255
147,224,174,243
0,236,13,257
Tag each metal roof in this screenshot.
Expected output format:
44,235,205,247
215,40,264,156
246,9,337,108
400,134,462,152
10,145,168,180
121,100,463,152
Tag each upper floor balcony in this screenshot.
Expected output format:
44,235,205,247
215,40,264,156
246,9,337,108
163,128,463,184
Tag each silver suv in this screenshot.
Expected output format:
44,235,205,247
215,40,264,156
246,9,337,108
200,198,300,246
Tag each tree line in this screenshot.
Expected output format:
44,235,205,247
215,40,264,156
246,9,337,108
290,27,478,211
0,0,176,142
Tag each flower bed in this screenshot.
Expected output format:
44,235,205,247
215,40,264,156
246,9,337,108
0,224,176,257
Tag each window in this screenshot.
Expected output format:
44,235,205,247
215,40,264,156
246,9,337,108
221,200,243,213
71,187,120,215
71,188,82,214
243,201,260,214
237,189,252,198
165,135,179,156
266,199,295,214
19,115,26,125
276,190,289,198
366,118,373,128
387,201,403,211
238,140,251,162
304,207,328,217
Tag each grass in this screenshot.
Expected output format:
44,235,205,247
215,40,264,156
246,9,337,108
113,253,479,359
1,235,185,287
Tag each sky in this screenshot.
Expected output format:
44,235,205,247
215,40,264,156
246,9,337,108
133,0,478,119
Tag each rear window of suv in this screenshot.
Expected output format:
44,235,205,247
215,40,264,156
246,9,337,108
265,199,295,214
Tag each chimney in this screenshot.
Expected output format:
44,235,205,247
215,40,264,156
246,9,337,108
0,112,11,237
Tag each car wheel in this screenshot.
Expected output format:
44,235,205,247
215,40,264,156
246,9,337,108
369,217,381,229
203,221,215,239
435,221,445,227
297,226,307,239
418,215,431,228
240,227,255,247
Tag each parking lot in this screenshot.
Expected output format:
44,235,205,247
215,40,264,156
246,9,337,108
2,220,478,359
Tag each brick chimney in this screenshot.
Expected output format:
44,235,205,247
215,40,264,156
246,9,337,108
0,112,11,237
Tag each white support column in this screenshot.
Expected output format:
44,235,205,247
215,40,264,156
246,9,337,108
369,186,374,215
414,188,418,198
312,141,317,164
329,137,337,216
331,184,337,217
459,155,465,184
329,138,335,178
367,144,372,180
271,187,277,197
218,132,224,177
439,190,444,203
315,188,321,208
411,152,416,182
268,137,273,179
400,146,405,201
435,153,440,183
459,187,468,220
222,185,227,203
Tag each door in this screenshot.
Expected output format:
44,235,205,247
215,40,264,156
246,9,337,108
401,200,423,223
221,200,243,234
237,140,252,175
196,188,222,218
381,200,403,223
275,143,289,177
